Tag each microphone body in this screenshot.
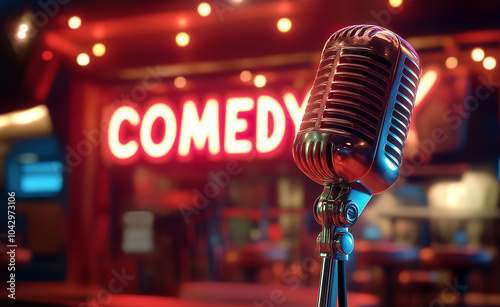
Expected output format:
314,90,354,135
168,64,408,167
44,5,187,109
293,25,421,196
293,25,421,307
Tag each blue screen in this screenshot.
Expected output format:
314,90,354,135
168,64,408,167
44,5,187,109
19,161,63,194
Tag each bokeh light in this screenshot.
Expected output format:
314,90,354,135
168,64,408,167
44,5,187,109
445,56,458,69
77,53,90,66
277,18,292,33
389,0,403,8
198,3,211,17
471,48,485,62
92,43,106,57
68,16,81,29
176,32,190,47
240,70,252,82
174,76,187,88
254,75,266,88
42,50,53,61
483,56,496,70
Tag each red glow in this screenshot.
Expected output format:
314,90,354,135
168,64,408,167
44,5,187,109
178,99,220,156
42,50,53,61
256,95,285,154
107,92,310,162
414,69,438,109
108,106,140,160
224,97,254,154
283,91,308,135
140,103,177,158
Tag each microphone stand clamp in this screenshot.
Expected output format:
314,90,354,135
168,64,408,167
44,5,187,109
313,183,371,307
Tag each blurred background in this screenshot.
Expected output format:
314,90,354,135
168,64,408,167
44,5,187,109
0,0,499,306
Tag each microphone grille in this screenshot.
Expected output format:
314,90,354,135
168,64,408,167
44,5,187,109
322,46,394,146
383,57,420,167
330,24,385,40
300,25,399,146
299,47,337,131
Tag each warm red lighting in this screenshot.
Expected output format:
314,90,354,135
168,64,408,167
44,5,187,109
108,106,140,160
398,270,410,284
42,50,53,61
256,96,285,153
419,248,433,261
178,100,220,156
406,129,418,147
140,103,177,158
224,97,254,154
283,92,308,135
414,69,438,108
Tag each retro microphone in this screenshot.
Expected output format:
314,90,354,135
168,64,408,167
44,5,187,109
292,25,421,307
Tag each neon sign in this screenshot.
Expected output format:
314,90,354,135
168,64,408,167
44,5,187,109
107,93,307,162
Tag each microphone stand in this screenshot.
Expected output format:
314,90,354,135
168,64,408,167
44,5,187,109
313,184,358,307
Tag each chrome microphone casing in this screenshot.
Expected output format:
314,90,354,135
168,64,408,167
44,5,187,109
294,25,421,307
293,25,421,203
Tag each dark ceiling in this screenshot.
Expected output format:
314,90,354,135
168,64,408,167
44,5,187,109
1,0,500,114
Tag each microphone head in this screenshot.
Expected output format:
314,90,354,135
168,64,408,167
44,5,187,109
293,25,421,194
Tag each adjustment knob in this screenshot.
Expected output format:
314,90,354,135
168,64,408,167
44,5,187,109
337,201,358,227
334,231,354,255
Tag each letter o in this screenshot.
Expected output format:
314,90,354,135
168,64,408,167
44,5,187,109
140,103,177,158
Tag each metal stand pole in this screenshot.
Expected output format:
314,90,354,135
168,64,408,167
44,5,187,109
338,260,347,307
318,258,338,307
314,185,358,307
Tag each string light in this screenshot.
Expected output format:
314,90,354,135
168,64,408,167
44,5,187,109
198,3,211,17
277,18,292,33
471,48,485,62
389,0,403,8
240,70,252,82
68,16,81,29
483,56,496,70
17,23,28,39
254,75,266,88
174,76,187,88
92,43,106,57
176,32,190,47
445,56,458,69
77,53,90,66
